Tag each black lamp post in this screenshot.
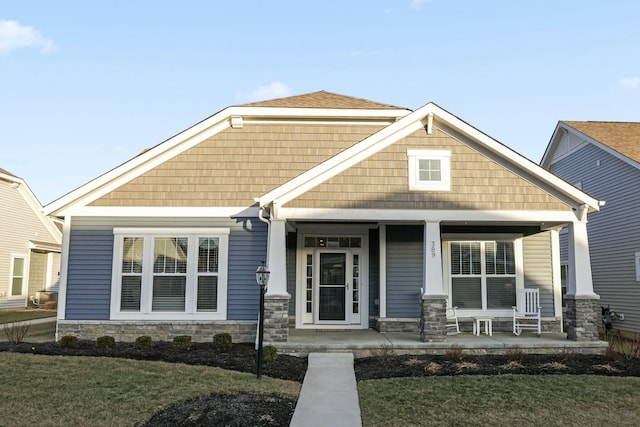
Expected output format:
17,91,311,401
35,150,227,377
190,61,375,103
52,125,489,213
255,262,270,379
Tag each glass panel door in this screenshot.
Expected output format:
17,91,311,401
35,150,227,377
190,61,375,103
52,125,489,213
318,252,346,321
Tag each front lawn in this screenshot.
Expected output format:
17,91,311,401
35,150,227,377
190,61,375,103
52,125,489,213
0,353,300,427
0,309,56,324
358,375,640,426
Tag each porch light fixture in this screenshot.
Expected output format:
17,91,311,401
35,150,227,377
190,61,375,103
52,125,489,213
255,261,270,379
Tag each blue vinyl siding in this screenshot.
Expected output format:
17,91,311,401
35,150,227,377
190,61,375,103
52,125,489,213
522,231,555,317
550,143,640,332
65,230,113,320
65,217,267,321
286,233,296,316
386,225,423,318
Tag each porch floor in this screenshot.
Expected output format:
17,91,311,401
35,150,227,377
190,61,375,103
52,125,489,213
274,329,608,357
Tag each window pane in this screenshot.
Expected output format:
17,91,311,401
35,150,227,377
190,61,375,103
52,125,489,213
122,237,144,273
418,159,441,182
197,276,218,311
451,242,481,275
487,241,515,275
120,277,141,311
487,277,516,309
452,277,481,309
198,238,219,273
154,237,188,274
13,258,24,275
11,278,23,296
152,276,186,311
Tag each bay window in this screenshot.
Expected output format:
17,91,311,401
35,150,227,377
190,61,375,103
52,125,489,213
447,239,519,312
111,228,229,320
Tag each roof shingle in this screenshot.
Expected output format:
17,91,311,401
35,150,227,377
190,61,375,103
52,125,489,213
237,90,408,110
563,121,640,163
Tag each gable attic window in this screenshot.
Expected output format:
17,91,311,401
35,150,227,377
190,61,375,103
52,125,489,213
407,149,451,191
110,228,229,321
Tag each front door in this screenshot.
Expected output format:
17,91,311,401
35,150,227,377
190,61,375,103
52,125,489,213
318,252,348,322
297,233,367,328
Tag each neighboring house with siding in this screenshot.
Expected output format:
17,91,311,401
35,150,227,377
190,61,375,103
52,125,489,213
541,121,640,336
44,91,603,343
0,168,62,309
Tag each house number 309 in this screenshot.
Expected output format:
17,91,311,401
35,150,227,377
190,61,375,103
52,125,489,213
431,241,436,258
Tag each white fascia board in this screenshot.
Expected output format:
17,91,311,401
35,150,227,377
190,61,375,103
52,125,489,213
431,108,601,213
61,206,260,218
12,178,63,244
259,105,433,207
44,105,411,218
539,121,564,168
45,108,237,216
279,207,580,223
548,123,640,172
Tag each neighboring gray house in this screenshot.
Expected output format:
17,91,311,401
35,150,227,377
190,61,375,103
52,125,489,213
542,121,640,336
44,92,602,344
0,168,62,309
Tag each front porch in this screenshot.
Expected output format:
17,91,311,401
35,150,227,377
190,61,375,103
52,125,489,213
274,328,608,358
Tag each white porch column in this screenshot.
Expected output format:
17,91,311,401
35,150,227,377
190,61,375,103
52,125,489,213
423,221,445,296
567,221,597,297
265,218,289,297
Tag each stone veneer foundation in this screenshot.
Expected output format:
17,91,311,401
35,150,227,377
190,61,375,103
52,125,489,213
57,320,256,343
420,295,448,342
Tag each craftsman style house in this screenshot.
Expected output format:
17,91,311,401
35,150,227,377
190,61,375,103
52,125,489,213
1,168,62,309
542,121,640,336
45,92,602,343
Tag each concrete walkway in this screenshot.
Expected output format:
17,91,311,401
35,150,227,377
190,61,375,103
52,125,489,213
290,352,362,427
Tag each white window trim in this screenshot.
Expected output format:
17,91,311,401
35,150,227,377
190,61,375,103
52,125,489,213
110,228,229,320
635,252,640,282
407,149,451,191
8,254,28,298
443,236,523,317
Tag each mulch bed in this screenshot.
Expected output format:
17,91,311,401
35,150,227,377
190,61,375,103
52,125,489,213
3,340,640,426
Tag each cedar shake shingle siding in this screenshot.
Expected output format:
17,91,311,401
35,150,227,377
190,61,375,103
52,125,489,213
89,124,385,207
286,127,570,210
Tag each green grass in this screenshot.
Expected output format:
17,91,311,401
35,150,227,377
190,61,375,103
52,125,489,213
359,375,640,426
0,309,56,324
0,353,301,427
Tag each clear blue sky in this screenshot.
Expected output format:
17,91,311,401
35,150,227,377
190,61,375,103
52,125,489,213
2,0,639,205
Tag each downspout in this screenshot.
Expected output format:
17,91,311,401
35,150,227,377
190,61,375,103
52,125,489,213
256,207,270,350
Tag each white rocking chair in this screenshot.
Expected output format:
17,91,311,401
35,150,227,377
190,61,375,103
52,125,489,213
446,302,460,335
512,288,541,336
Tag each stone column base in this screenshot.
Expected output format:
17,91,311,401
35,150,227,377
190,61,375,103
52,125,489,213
420,295,448,342
264,294,291,342
565,294,600,341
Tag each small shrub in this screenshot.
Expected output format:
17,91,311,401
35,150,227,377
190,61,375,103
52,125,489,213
59,335,79,349
135,335,154,351
443,344,464,362
505,346,526,362
213,333,233,351
96,336,116,349
2,322,30,344
172,335,192,351
263,345,278,364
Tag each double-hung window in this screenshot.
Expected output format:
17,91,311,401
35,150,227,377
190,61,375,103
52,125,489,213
448,239,519,312
111,228,229,320
10,256,26,297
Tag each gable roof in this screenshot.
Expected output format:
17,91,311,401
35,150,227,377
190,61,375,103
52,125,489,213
44,92,601,217
541,121,640,169
0,168,62,244
238,90,406,110
563,121,640,163
259,102,602,214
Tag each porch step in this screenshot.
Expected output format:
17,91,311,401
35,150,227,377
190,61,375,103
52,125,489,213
290,353,362,427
